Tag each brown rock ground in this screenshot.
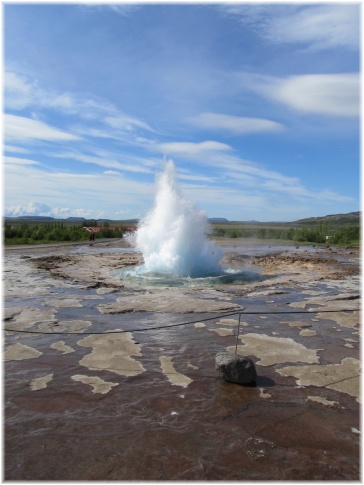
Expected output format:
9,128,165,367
3,239,361,480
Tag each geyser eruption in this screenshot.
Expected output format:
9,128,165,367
127,160,222,277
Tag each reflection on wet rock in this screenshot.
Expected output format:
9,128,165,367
38,319,92,333
30,373,53,391
4,241,361,480
5,343,43,361
5,307,57,331
299,329,317,337
51,341,76,354
159,356,192,387
315,310,359,328
307,396,341,408
278,357,360,401
77,333,146,376
98,288,243,314
209,328,234,337
71,374,119,394
228,333,319,366
43,298,82,308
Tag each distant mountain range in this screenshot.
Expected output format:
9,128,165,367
208,218,261,223
5,212,360,225
208,218,229,223
211,212,360,226
293,211,360,224
4,216,140,223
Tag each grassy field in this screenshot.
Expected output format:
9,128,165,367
3,215,361,247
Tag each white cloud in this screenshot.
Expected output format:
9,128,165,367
4,70,77,113
156,140,232,157
4,71,35,110
175,149,355,205
5,200,53,217
189,112,285,135
244,73,359,118
317,189,354,203
4,152,355,222
115,209,132,216
104,115,157,134
52,150,155,174
53,151,125,170
4,161,153,217
5,156,41,166
178,170,216,183
79,4,140,17
4,70,157,138
275,74,359,117
3,200,105,219
4,70,94,115
4,114,80,142
184,183,266,208
4,145,30,154
104,170,120,176
220,4,359,51
264,5,359,51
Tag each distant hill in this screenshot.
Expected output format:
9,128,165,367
4,212,359,227
4,216,140,224
208,217,229,223
294,211,360,226
12,216,55,221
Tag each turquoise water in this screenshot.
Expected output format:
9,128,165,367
114,265,264,287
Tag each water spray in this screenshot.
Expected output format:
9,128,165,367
125,160,222,277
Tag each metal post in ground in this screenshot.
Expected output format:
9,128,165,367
234,312,242,356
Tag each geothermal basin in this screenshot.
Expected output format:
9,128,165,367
4,237,360,480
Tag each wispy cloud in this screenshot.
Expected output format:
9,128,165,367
5,200,53,217
4,145,30,154
170,149,355,205
3,5,359,221
104,114,157,134
4,162,153,217
104,170,121,176
4,114,80,142
4,70,157,137
79,4,140,17
220,4,359,51
5,70,79,113
51,149,155,174
155,141,232,157
177,169,217,184
242,73,359,118
4,71,36,110
189,112,285,135
4,199,106,219
5,156,41,166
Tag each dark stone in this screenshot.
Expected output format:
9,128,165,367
215,351,257,385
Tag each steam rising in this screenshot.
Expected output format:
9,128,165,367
126,160,222,277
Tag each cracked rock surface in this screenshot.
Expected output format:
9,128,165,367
3,239,361,480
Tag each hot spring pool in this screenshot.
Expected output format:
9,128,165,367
114,265,264,287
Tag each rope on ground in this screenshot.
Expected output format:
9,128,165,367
3,308,359,336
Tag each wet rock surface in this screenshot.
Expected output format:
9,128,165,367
3,239,361,480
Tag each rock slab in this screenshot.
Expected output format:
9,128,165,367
215,351,257,384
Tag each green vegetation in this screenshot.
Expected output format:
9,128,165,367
211,221,360,247
3,213,360,247
3,220,133,245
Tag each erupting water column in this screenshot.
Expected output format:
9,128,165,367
127,160,222,277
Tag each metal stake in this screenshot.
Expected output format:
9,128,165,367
235,312,242,356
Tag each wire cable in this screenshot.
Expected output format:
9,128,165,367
3,308,359,336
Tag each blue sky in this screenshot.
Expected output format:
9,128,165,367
3,2,361,221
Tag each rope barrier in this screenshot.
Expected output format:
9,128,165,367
4,308,359,336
